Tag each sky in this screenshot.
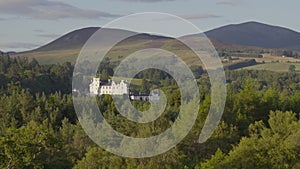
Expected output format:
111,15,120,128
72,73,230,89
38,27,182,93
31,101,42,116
0,0,299,52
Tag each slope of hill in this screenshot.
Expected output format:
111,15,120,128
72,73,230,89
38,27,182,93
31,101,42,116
11,21,300,65
12,28,175,64
23,27,172,53
35,27,100,51
11,28,259,65
205,21,300,50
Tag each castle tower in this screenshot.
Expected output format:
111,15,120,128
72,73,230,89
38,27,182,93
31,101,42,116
89,78,100,95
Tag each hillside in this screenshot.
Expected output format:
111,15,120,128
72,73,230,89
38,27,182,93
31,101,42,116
11,28,259,65
35,27,100,51
205,21,300,50
10,21,300,65
12,27,178,64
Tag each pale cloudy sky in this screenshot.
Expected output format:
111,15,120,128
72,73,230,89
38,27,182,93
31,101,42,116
0,0,299,52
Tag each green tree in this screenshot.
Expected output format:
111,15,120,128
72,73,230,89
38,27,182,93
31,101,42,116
140,78,150,94
74,147,125,169
197,149,225,169
289,65,296,72
199,111,300,169
0,121,71,169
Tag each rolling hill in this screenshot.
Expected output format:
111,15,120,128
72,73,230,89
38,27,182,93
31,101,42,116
205,21,300,50
35,27,100,51
12,27,181,64
10,28,255,64
10,21,300,65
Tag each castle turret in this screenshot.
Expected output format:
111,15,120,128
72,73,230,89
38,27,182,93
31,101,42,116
89,78,100,95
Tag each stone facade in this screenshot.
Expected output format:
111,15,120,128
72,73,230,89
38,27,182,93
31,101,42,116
89,78,160,101
89,78,129,95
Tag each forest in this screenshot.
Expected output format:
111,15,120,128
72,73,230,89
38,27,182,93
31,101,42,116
1,52,300,169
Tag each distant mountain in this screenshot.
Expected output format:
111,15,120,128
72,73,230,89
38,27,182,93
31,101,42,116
11,21,300,64
205,21,300,50
35,27,100,51
33,27,171,52
12,27,173,64
6,51,17,55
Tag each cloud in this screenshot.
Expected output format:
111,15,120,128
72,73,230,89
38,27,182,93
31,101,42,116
0,0,120,20
37,33,60,38
1,42,40,49
216,0,241,6
180,14,221,20
118,0,176,2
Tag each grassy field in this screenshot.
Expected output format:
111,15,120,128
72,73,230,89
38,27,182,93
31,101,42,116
11,37,208,66
231,53,300,63
241,62,300,72
12,35,300,74
12,48,81,64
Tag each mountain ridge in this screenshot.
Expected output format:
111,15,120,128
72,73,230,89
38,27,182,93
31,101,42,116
205,21,300,50
34,27,100,52
10,21,300,64
26,21,300,53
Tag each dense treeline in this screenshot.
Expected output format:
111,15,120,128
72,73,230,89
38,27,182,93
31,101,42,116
0,52,73,94
1,53,300,168
224,59,257,70
199,110,300,169
270,49,300,58
218,48,300,59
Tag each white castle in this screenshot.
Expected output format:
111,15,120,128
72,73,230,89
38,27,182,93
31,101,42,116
89,78,129,96
89,77,160,101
